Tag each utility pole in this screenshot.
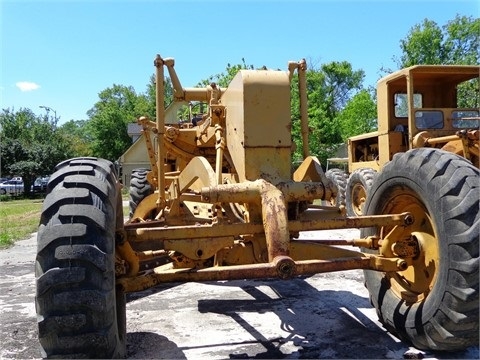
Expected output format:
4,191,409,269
39,105,58,123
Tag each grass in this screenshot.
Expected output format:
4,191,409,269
0,198,43,248
0,192,130,249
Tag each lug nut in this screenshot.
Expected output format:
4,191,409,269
404,214,414,225
397,259,408,271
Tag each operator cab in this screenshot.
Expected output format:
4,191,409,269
383,65,479,142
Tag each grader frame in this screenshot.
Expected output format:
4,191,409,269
116,55,412,293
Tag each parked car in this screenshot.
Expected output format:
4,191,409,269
31,177,50,194
0,179,24,195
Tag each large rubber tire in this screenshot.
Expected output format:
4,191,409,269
325,168,348,207
35,157,126,359
361,148,479,351
346,168,377,216
129,168,153,218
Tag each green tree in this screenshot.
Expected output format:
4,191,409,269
144,74,174,119
322,61,365,113
291,61,365,164
396,15,479,67
86,85,146,161
443,15,480,65
58,120,93,157
0,108,75,194
395,15,479,108
337,88,377,141
398,19,445,66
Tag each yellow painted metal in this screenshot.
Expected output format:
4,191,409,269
259,181,290,261
172,156,217,195
118,54,461,295
288,60,309,158
222,69,292,183
296,59,310,158
128,192,158,223
125,212,411,242
375,186,439,304
201,179,328,203
115,233,140,277
347,131,381,172
347,65,480,174
350,181,368,215
164,237,234,260
412,129,480,167
137,117,158,181
154,55,166,206
292,156,335,201
214,236,377,267
117,253,407,293
214,124,225,185
290,241,364,260
164,129,216,164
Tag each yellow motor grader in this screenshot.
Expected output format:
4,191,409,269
341,65,479,216
35,54,479,358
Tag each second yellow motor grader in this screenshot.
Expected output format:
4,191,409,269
35,54,479,358
342,65,480,216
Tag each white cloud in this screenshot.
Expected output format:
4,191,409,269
16,81,41,92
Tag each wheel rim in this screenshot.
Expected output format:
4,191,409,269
380,187,439,304
351,183,367,216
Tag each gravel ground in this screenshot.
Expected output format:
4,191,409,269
1,230,478,359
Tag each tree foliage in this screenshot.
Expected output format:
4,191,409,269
398,19,445,66
86,84,151,162
397,15,479,67
443,15,480,65
290,61,367,164
396,15,479,108
337,88,377,141
144,75,174,119
0,108,76,194
57,120,93,157
61,14,480,167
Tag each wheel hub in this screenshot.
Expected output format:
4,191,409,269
352,183,367,215
393,236,420,258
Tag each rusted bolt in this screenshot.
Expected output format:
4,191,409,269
273,256,296,280
397,259,408,271
404,214,414,226
115,230,126,245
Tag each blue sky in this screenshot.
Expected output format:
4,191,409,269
1,0,478,124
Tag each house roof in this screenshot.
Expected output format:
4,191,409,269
127,123,142,136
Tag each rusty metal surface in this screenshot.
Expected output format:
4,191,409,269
259,181,290,261
120,55,431,295
117,253,407,293
124,212,410,241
